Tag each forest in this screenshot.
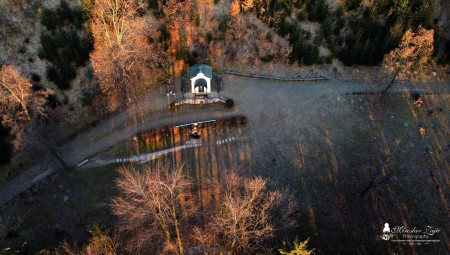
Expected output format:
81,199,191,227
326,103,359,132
0,0,447,150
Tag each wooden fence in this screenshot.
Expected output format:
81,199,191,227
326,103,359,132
225,71,329,81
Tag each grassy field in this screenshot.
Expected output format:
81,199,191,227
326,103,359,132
1,77,449,254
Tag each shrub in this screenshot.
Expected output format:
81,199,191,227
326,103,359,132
32,84,44,91
321,17,333,39
85,66,94,80
153,9,165,19
81,89,93,106
218,15,231,32
137,6,146,16
225,98,234,108
41,8,60,30
302,44,319,65
342,0,362,11
195,12,200,27
18,46,26,54
297,10,307,21
148,0,159,9
206,32,213,43
46,66,58,82
147,36,156,44
158,23,171,42
260,54,274,62
46,64,76,90
46,94,60,108
31,73,41,83
276,16,293,38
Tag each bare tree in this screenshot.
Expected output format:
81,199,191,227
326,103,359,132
112,164,196,255
0,65,50,151
112,166,298,254
90,0,165,111
382,26,434,92
194,172,298,255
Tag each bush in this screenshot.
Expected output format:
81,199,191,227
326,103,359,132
31,73,41,83
137,6,146,16
46,94,61,108
46,66,58,82
41,9,60,30
296,9,307,21
46,64,76,90
81,89,93,106
18,46,26,54
260,54,274,62
85,66,94,80
342,0,362,11
303,44,320,65
218,15,231,32
153,9,165,19
148,0,159,9
158,23,171,42
277,16,294,38
206,32,213,43
225,99,234,108
195,12,200,27
32,84,44,91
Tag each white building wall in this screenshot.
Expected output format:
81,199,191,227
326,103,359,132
191,72,211,93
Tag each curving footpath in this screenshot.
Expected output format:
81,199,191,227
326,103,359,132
80,136,243,169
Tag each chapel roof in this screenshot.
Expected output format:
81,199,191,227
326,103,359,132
189,64,212,79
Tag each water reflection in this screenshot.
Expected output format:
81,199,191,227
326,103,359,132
122,115,249,209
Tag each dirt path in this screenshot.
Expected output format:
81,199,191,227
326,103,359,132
0,77,449,207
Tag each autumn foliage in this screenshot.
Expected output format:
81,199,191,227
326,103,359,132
0,65,50,150
383,26,434,80
90,0,164,110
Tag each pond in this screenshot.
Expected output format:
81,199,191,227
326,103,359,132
118,115,249,209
